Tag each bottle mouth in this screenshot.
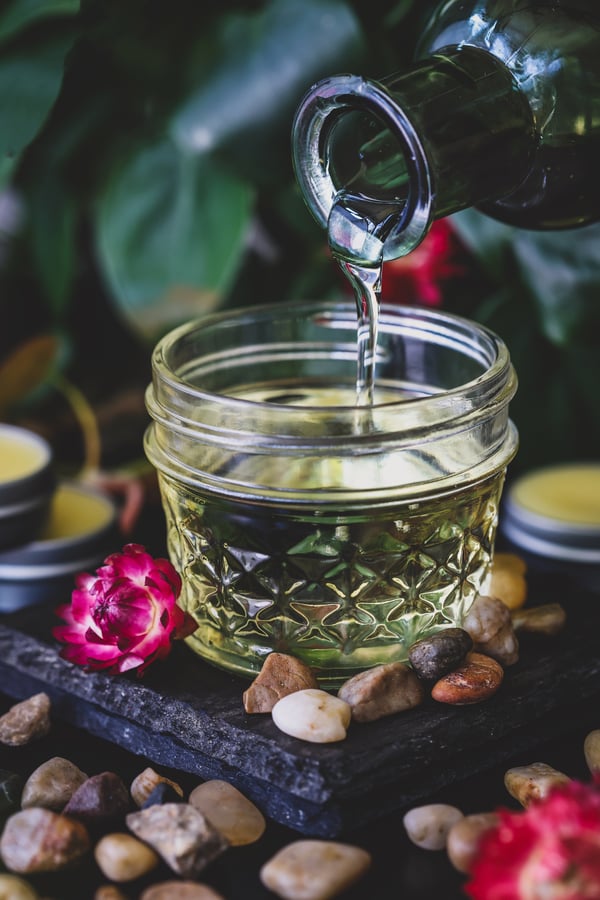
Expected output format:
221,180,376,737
292,74,434,261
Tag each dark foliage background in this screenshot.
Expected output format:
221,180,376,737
1,0,598,486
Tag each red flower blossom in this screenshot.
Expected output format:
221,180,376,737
466,779,600,900
53,543,196,676
380,219,466,307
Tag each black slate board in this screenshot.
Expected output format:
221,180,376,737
1,573,599,837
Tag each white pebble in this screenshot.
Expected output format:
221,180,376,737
271,689,351,743
403,803,464,850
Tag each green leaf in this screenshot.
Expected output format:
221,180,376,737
0,32,74,161
27,173,77,318
170,0,365,179
95,138,254,340
0,0,79,44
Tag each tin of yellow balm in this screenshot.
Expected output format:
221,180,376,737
501,463,600,588
0,424,55,551
0,481,119,612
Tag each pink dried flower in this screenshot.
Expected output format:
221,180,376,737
466,779,600,900
53,543,196,676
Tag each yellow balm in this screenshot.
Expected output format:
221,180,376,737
41,483,116,541
0,427,50,483
509,464,600,528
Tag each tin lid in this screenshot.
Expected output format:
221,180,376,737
501,463,600,565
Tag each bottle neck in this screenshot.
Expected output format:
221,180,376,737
292,46,536,261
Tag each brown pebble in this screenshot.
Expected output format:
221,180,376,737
447,812,499,873
0,693,51,746
94,887,130,900
130,767,184,808
243,652,319,713
463,595,519,666
408,628,473,682
63,772,131,831
511,603,567,637
94,832,159,882
584,729,600,776
140,883,225,900
21,757,88,811
0,874,40,899
431,652,503,705
337,662,424,723
0,807,90,873
260,839,371,900
504,762,571,807
188,780,266,846
126,803,228,877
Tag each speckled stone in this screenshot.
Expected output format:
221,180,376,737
130,767,184,808
63,772,131,832
408,629,473,682
126,803,228,877
431,652,504,705
504,762,571,807
243,652,319,714
337,662,424,722
0,693,50,746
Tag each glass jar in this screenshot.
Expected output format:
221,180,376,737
145,300,518,687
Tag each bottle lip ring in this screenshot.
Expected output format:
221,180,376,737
291,74,433,258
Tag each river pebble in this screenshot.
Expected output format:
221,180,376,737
0,874,40,899
403,803,464,850
21,756,88,811
408,629,473,682
0,807,90,873
446,812,499,873
337,662,424,722
487,552,527,610
511,602,567,637
260,839,371,900
126,802,228,877
271,689,351,743
463,595,519,666
63,771,131,832
584,729,600,775
0,693,51,747
188,779,266,846
431,652,504,705
94,887,129,900
94,832,159,882
140,882,225,900
243,652,319,714
131,767,184,808
504,761,571,807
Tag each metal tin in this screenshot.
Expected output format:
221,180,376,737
0,423,55,551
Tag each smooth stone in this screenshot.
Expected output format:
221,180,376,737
0,769,22,816
463,595,519,666
584,729,600,776
126,803,228,877
140,882,225,900
402,803,464,850
337,662,424,723
94,832,159,882
21,757,88,811
431,652,504,705
243,652,319,714
94,888,129,900
0,693,51,746
271,690,351,743
63,771,131,832
511,602,567,636
446,812,499,873
188,779,266,846
504,762,571,807
131,767,184,808
408,629,473,682
487,552,528,610
0,808,90,873
0,874,40,899
260,839,371,900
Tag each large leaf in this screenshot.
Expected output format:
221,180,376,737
27,173,77,318
0,31,74,162
0,0,79,44
0,334,61,415
95,138,254,340
170,0,365,180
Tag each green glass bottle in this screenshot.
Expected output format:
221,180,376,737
292,0,600,263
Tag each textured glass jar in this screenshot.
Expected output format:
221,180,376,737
145,301,518,687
